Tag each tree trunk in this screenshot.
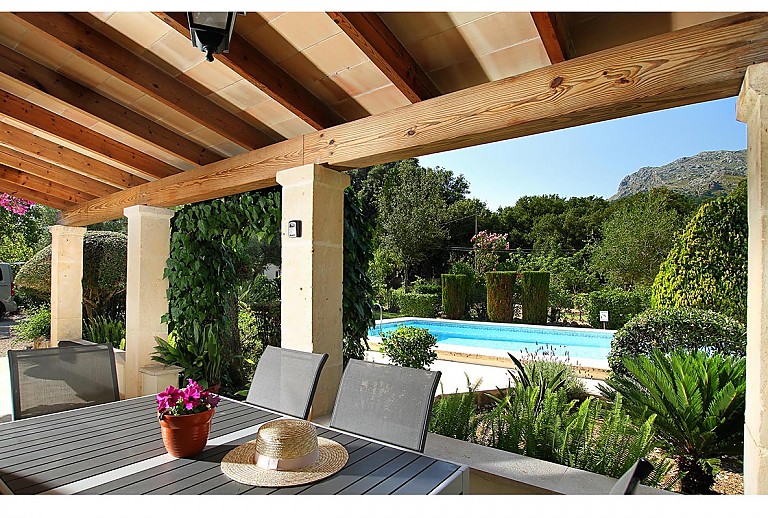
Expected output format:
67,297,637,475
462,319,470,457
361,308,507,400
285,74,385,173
220,290,244,389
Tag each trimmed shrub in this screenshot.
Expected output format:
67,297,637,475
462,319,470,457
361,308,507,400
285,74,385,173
608,307,746,375
442,274,469,319
652,181,747,322
520,271,550,325
394,292,440,317
15,231,127,319
413,278,442,295
584,288,649,330
379,325,438,369
485,271,516,322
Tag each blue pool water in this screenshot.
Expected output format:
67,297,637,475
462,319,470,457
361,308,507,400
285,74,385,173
368,319,614,361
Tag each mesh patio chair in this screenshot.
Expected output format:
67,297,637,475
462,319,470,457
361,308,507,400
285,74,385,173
329,359,442,453
8,344,120,420
245,346,328,420
609,458,655,494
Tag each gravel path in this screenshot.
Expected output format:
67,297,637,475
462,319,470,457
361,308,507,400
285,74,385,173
0,314,31,357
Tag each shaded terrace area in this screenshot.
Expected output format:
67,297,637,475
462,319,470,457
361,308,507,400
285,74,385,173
1,11,768,493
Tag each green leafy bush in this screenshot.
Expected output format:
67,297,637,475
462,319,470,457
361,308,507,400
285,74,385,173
608,307,745,375
238,306,268,384
15,231,127,318
441,274,469,319
604,350,746,494
480,386,675,487
393,292,439,318
379,325,437,369
429,376,481,441
584,288,649,330
506,348,587,402
486,271,516,322
412,278,441,295
83,316,125,349
153,321,222,389
652,181,747,322
14,305,50,342
520,271,550,324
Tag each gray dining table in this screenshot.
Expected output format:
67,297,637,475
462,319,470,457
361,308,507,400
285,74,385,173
0,395,468,495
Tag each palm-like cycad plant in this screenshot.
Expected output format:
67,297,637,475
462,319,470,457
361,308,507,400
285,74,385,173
603,349,745,494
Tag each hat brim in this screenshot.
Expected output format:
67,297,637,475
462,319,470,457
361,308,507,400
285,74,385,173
221,437,349,487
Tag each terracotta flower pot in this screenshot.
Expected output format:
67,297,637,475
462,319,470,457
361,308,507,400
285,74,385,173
159,408,215,458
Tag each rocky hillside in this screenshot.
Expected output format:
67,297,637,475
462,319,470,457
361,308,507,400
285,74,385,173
610,150,746,200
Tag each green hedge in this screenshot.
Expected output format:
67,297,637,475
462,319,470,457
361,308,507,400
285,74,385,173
608,307,746,375
485,271,516,322
652,181,747,322
584,288,649,330
521,271,550,325
442,274,469,319
394,292,440,318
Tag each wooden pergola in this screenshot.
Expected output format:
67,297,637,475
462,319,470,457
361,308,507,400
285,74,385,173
2,11,768,493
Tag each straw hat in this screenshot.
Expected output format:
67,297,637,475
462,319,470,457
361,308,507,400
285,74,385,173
221,418,348,487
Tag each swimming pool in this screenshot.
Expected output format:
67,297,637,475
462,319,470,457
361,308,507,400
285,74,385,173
368,318,615,362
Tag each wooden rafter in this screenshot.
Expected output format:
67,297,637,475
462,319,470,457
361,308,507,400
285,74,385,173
0,120,147,189
61,13,768,226
531,12,568,64
327,12,440,103
12,12,275,150
0,91,179,179
0,175,72,210
0,147,118,198
0,163,94,204
0,44,223,167
154,12,343,130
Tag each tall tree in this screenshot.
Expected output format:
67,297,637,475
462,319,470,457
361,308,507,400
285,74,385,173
591,189,692,288
377,160,449,284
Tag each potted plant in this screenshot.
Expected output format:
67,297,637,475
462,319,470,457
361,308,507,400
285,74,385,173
156,379,221,458
153,321,223,391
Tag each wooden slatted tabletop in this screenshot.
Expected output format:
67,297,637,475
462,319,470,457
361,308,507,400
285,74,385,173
0,396,467,495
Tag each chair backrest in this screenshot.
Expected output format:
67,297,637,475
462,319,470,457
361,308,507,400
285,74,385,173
8,344,120,420
609,458,655,494
329,360,441,453
245,346,328,420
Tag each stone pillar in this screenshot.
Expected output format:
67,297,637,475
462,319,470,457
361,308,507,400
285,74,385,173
737,63,768,494
49,225,87,347
277,164,349,417
124,205,176,398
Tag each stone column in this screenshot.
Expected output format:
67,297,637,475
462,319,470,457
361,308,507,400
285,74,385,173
737,62,768,495
277,164,349,417
49,225,87,347
124,205,177,398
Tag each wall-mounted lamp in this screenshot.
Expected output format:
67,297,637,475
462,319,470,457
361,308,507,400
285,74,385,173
187,12,243,62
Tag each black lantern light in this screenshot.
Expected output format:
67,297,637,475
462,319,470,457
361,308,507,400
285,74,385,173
187,12,243,62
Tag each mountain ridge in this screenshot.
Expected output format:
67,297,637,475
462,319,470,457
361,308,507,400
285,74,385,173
610,149,746,200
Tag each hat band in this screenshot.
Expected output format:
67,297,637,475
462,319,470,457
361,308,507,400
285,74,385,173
253,446,320,471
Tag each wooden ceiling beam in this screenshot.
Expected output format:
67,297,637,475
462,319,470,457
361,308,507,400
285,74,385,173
0,175,72,210
327,12,440,103
0,90,180,179
0,163,94,204
12,12,275,150
531,12,569,64
0,120,147,190
61,13,768,226
0,147,119,198
0,44,223,167
154,12,343,130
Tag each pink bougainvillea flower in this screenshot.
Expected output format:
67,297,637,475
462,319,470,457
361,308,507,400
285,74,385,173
0,193,35,215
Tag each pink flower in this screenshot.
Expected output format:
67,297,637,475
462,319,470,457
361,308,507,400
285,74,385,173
0,193,34,215
180,379,202,410
156,385,182,412
203,391,221,408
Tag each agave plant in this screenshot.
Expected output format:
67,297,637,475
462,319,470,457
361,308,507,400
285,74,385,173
603,349,746,494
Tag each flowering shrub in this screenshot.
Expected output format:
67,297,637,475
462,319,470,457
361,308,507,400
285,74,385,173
0,193,34,215
471,231,509,276
157,379,220,419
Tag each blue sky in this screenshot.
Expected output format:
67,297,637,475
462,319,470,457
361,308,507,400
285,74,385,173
417,96,747,209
